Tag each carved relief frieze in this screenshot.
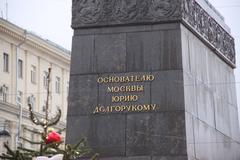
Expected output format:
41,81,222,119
72,0,235,66
149,0,178,19
72,0,104,24
72,0,181,27
182,0,235,64
113,0,140,22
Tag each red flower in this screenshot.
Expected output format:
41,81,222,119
45,131,61,144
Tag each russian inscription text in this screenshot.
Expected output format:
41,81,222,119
94,74,157,114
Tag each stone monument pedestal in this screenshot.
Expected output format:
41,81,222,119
67,0,240,159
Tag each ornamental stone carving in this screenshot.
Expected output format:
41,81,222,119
72,0,103,24
149,0,177,18
72,0,236,66
113,0,139,22
72,0,181,27
182,0,235,65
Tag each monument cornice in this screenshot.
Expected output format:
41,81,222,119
72,0,235,67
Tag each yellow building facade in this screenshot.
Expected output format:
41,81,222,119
0,18,70,153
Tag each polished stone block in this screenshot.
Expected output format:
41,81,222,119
126,112,186,156
67,114,126,157
67,75,98,116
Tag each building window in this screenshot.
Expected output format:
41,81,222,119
31,65,36,84
0,120,9,131
55,76,60,94
3,53,9,72
27,95,35,109
18,59,23,78
42,105,46,112
43,71,48,89
17,91,23,105
1,85,9,102
42,100,47,112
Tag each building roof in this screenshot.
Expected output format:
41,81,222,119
0,18,71,63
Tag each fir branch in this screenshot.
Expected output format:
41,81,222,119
20,136,43,145
73,138,86,150
18,146,38,153
4,143,14,155
47,109,61,127
90,153,99,160
23,127,42,135
0,154,13,159
29,105,46,127
57,127,66,134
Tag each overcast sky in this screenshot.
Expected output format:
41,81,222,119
0,0,73,50
0,0,240,118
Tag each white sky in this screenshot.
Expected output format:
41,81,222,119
0,0,73,50
0,0,240,119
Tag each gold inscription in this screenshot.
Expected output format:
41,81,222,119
93,74,159,114
107,85,144,93
111,95,138,103
93,104,157,114
97,75,155,84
